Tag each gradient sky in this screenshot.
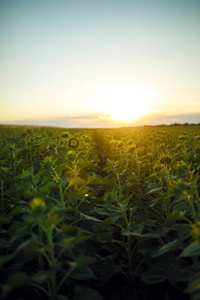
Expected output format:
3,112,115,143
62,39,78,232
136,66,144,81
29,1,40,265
0,0,200,127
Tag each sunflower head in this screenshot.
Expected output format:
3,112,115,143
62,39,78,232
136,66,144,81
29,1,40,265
67,150,76,160
26,128,33,135
69,137,79,148
195,136,200,141
85,137,91,143
61,132,70,139
192,222,200,243
160,154,172,165
28,198,46,217
22,132,27,137
178,135,187,141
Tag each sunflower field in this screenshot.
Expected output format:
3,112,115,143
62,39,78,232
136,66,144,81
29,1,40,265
1,125,200,300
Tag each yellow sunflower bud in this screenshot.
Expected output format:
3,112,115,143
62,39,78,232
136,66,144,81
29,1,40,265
69,138,79,148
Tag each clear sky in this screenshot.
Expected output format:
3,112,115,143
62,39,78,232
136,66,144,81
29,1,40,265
0,0,200,127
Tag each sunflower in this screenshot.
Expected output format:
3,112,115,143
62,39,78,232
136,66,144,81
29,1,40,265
69,137,79,148
28,198,46,217
192,222,200,243
61,132,70,139
85,137,91,142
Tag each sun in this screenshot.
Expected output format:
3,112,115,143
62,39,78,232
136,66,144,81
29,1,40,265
97,84,154,122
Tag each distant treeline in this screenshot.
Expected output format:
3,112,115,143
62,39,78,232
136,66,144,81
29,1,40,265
143,123,200,127
1,122,200,129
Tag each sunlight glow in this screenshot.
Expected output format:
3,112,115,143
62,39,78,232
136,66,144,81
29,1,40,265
97,84,154,122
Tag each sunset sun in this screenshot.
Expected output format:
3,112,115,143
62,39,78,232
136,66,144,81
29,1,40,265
98,84,154,122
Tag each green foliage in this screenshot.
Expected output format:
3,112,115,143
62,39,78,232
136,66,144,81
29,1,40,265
1,125,200,299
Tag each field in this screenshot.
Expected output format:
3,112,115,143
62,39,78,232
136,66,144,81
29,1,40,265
1,125,200,300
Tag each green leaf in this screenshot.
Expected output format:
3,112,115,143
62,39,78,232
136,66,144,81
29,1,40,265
129,206,137,215
73,285,103,300
0,238,33,266
70,266,97,281
65,189,88,201
10,206,25,216
60,223,74,233
164,211,186,225
32,173,40,185
0,217,10,224
87,176,102,185
99,255,119,285
102,212,121,225
76,255,96,267
54,207,74,214
175,262,200,282
121,223,144,236
0,272,29,300
172,201,187,214
153,239,181,257
145,187,163,195
177,224,192,242
69,177,85,188
7,272,29,287
180,241,200,257
23,241,40,260
31,271,49,284
63,235,92,248
121,229,158,240
80,212,102,223
0,253,16,266
102,177,117,188
127,173,138,182
142,266,168,284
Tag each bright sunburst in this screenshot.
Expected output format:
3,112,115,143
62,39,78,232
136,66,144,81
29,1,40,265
98,84,154,122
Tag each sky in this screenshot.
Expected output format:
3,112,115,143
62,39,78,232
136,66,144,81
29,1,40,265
0,0,200,127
